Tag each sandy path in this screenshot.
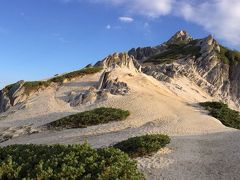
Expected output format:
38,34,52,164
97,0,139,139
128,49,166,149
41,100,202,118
138,131,240,180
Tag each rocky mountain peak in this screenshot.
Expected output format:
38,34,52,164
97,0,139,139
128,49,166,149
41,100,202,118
167,30,193,44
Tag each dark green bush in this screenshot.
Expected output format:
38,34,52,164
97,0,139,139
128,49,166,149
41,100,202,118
145,44,201,64
200,101,240,129
218,46,240,64
113,134,171,158
47,107,130,129
21,67,103,95
23,81,51,95
0,143,145,179
49,67,103,84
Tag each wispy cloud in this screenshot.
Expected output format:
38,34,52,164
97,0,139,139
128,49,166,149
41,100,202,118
105,24,123,30
105,24,111,30
53,33,70,43
118,16,134,23
63,0,240,46
177,0,240,46
91,0,174,17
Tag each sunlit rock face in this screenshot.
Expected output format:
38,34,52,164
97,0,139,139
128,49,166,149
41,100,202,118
0,81,26,113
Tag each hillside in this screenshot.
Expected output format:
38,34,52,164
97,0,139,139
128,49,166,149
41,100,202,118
1,31,240,179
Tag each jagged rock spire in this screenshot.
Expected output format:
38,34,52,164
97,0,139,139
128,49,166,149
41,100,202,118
95,52,141,72
166,30,193,44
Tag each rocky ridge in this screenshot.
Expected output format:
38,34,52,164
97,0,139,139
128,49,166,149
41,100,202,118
129,31,240,108
128,30,193,62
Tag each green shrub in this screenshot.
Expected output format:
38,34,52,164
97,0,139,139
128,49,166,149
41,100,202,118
145,44,201,64
20,67,103,95
200,101,240,129
113,134,171,158
23,81,51,95
47,107,130,129
0,143,145,179
49,67,103,84
218,46,240,64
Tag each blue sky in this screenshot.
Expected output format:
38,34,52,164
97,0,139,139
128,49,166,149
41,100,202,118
1,0,240,88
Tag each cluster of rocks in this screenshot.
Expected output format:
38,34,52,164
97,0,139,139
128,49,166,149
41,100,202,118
98,71,129,95
67,87,108,107
67,53,138,107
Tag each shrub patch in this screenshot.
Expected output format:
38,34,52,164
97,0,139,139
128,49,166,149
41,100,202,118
21,67,103,95
200,101,240,129
113,134,171,158
47,107,130,129
0,143,145,179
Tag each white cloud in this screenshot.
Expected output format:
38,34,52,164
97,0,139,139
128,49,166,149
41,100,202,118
62,0,240,46
91,0,174,17
53,33,70,43
106,24,111,29
118,16,134,23
177,0,240,46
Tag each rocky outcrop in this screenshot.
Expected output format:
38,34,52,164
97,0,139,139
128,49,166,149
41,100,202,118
128,30,193,62
128,47,160,62
68,53,137,107
0,81,27,113
67,87,108,107
95,52,136,95
137,32,240,107
229,62,240,106
96,52,141,72
98,71,129,95
166,30,193,45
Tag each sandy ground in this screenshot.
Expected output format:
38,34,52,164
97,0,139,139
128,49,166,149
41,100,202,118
0,68,239,179
137,131,240,180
